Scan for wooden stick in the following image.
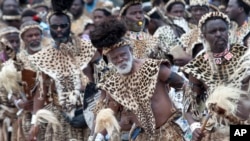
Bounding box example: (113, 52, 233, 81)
(201, 112, 212, 132)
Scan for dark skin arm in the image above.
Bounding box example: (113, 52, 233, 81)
(83, 63, 94, 82)
(158, 63, 185, 89)
(29, 72, 49, 141)
(9, 94, 33, 111)
(83, 51, 102, 83)
(185, 75, 205, 141)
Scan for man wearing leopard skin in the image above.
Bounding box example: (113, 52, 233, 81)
(205, 50, 250, 140)
(119, 0, 159, 59)
(182, 11, 248, 141)
(15, 20, 54, 141)
(27, 9, 97, 141)
(90, 17, 185, 141)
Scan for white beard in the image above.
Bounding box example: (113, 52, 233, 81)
(29, 45, 42, 52)
(114, 52, 133, 75)
(173, 17, 189, 33)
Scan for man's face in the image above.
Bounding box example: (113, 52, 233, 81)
(108, 45, 133, 75)
(203, 19, 229, 53)
(49, 15, 70, 43)
(190, 6, 209, 22)
(122, 4, 144, 32)
(168, 3, 185, 18)
(93, 10, 106, 26)
(5, 33, 20, 52)
(226, 0, 241, 21)
(22, 28, 42, 53)
(70, 0, 83, 17)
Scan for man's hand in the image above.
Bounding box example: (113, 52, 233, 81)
(17, 100, 33, 111)
(192, 128, 204, 141)
(29, 125, 39, 141)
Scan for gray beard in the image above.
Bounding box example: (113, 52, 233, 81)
(28, 45, 42, 53)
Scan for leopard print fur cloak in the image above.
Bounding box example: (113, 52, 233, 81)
(98, 59, 169, 135)
(29, 36, 96, 118)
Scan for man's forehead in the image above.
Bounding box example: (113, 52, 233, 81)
(205, 19, 227, 28)
(206, 18, 226, 24)
(6, 32, 19, 36)
(108, 46, 130, 56)
(50, 15, 68, 23)
(190, 5, 208, 10)
(5, 34, 18, 40)
(25, 28, 41, 33)
(126, 4, 143, 12)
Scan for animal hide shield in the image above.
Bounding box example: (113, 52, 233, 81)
(21, 69, 37, 99)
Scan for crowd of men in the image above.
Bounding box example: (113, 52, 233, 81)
(0, 0, 250, 141)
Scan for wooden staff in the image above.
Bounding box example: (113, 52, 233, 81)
(201, 112, 212, 132)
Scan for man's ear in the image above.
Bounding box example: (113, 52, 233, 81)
(239, 7, 244, 13)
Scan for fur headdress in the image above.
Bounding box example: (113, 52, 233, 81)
(120, 0, 142, 16)
(189, 0, 208, 6)
(2, 10, 21, 21)
(198, 11, 230, 34)
(165, 0, 186, 12)
(0, 26, 19, 39)
(19, 20, 42, 39)
(90, 17, 130, 55)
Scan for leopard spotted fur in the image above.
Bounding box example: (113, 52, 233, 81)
(98, 59, 165, 135)
(29, 35, 96, 118)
